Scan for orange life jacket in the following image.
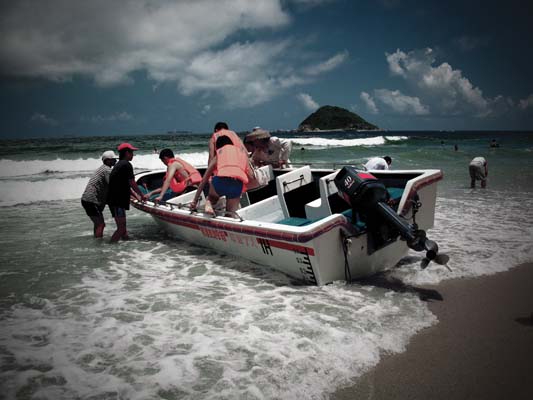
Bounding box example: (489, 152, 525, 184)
(216, 145, 249, 184)
(165, 157, 202, 193)
(210, 129, 247, 160)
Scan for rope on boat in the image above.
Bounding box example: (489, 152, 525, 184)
(341, 230, 354, 283)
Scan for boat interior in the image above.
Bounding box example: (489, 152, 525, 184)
(136, 166, 424, 231)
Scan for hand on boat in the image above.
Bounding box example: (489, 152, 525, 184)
(189, 199, 198, 211)
(154, 195, 163, 204)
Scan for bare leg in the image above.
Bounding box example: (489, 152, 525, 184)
(481, 180, 486, 189)
(226, 197, 241, 214)
(90, 216, 105, 238)
(205, 185, 219, 215)
(111, 216, 127, 242)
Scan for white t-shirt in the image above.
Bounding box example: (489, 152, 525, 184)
(364, 157, 389, 170)
(470, 157, 486, 167)
(252, 137, 292, 167)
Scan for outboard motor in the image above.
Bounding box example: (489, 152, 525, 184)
(334, 166, 446, 267)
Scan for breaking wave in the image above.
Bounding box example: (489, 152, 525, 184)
(287, 136, 407, 147)
(0, 152, 209, 179)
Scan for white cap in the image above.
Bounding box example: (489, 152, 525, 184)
(101, 150, 117, 161)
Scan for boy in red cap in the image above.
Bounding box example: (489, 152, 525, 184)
(107, 143, 147, 241)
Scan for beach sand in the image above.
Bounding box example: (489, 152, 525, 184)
(333, 263, 533, 400)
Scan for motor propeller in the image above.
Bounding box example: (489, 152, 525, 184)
(420, 238, 451, 270)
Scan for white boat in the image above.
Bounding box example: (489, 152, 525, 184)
(132, 165, 446, 285)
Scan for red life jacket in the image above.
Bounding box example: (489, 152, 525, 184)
(216, 145, 249, 184)
(165, 157, 202, 193)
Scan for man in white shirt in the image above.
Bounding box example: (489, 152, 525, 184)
(245, 129, 292, 169)
(364, 156, 392, 171)
(469, 156, 488, 188)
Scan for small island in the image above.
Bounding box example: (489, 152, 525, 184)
(298, 105, 379, 132)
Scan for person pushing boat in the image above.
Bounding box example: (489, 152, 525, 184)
(107, 143, 147, 242)
(81, 150, 117, 238)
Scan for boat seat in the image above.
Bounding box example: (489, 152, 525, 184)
(304, 171, 343, 220)
(275, 166, 317, 219)
(166, 189, 204, 207)
(277, 217, 314, 226)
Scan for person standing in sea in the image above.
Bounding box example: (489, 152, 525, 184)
(364, 156, 392, 170)
(81, 150, 117, 238)
(469, 156, 488, 188)
(107, 143, 147, 242)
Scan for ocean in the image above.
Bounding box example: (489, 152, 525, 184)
(1, 131, 533, 399)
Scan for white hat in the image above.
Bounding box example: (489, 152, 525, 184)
(252, 126, 261, 131)
(101, 150, 117, 161)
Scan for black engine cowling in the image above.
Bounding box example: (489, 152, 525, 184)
(334, 166, 439, 260)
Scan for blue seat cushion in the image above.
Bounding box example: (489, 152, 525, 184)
(277, 217, 313, 226)
(387, 187, 404, 200)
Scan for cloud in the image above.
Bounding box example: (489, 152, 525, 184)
(384, 48, 507, 117)
(360, 91, 379, 114)
(519, 94, 533, 110)
(304, 50, 349, 76)
(179, 40, 291, 107)
(0, 0, 345, 108)
(297, 93, 319, 111)
(289, 0, 335, 8)
(30, 113, 58, 126)
(82, 112, 133, 123)
(201, 104, 211, 115)
(373, 89, 429, 115)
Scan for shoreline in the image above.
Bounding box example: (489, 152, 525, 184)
(333, 263, 533, 400)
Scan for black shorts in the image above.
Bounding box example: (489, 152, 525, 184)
(109, 206, 127, 218)
(81, 200, 105, 217)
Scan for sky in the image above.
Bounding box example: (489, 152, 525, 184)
(1, 0, 533, 138)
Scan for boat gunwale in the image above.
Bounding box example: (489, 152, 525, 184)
(132, 168, 442, 243)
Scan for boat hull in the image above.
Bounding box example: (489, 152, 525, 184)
(133, 168, 442, 285)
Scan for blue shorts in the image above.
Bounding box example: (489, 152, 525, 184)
(109, 206, 127, 218)
(212, 176, 243, 199)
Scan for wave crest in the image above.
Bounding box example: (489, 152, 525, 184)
(287, 136, 407, 147)
(0, 152, 209, 178)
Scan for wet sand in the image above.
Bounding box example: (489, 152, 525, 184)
(333, 263, 533, 400)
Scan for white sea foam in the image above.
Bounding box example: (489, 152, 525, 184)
(133, 152, 208, 170)
(391, 190, 533, 285)
(0, 152, 208, 179)
(0, 177, 89, 206)
(287, 136, 407, 147)
(0, 242, 436, 400)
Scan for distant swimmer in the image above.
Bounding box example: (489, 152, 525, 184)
(490, 139, 500, 148)
(454, 144, 459, 151)
(245, 128, 292, 169)
(81, 150, 117, 238)
(364, 156, 392, 170)
(469, 156, 488, 188)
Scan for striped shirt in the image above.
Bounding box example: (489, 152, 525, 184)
(81, 164, 112, 205)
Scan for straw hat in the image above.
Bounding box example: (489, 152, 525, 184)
(245, 128, 271, 141)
